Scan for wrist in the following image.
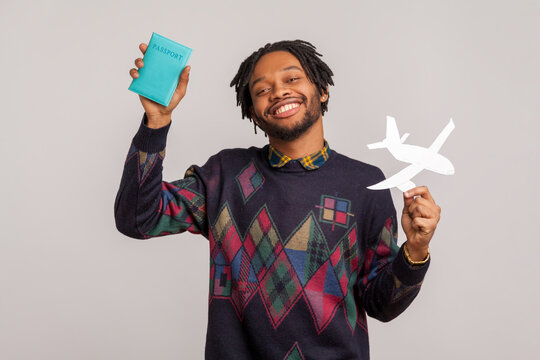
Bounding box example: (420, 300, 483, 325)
(403, 241, 430, 265)
(146, 113, 172, 129)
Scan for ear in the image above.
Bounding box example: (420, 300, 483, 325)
(320, 86, 329, 102)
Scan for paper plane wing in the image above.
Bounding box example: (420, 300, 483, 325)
(429, 119, 455, 153)
(367, 164, 424, 190)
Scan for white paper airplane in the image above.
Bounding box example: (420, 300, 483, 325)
(367, 116, 455, 192)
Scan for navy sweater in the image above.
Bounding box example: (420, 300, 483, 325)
(114, 113, 430, 360)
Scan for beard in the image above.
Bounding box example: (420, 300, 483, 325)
(253, 93, 322, 142)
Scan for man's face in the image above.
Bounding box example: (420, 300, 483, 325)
(248, 51, 326, 142)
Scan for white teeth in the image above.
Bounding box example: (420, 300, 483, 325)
(275, 103, 299, 115)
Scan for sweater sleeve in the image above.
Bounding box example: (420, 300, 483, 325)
(356, 173, 430, 323)
(114, 113, 208, 239)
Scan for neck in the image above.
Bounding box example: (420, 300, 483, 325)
(268, 117, 324, 159)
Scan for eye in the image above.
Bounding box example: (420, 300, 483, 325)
(288, 77, 299, 82)
(256, 88, 270, 95)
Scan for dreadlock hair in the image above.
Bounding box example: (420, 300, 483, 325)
(230, 40, 334, 134)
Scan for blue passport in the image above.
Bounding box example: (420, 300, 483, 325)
(128, 32, 192, 107)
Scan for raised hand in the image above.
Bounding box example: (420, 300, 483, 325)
(401, 186, 441, 261)
(129, 43, 191, 128)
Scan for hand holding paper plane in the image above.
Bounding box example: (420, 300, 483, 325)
(367, 116, 455, 192)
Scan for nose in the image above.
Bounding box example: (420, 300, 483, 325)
(443, 157, 455, 175)
(269, 82, 291, 101)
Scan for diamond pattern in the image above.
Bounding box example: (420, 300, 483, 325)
(330, 225, 360, 330)
(283, 341, 305, 360)
(330, 225, 359, 296)
(260, 250, 302, 328)
(235, 160, 265, 203)
(284, 214, 313, 286)
(361, 216, 399, 286)
(230, 249, 259, 316)
(303, 219, 329, 284)
(211, 204, 242, 263)
(304, 260, 342, 332)
(244, 207, 283, 280)
(208, 203, 363, 333)
(146, 181, 206, 236)
(137, 149, 165, 184)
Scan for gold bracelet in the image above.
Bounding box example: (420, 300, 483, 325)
(403, 241, 430, 266)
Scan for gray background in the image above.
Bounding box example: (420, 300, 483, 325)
(1, 0, 539, 359)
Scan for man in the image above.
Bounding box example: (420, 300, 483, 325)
(115, 40, 440, 360)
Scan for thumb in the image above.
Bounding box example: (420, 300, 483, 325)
(403, 192, 414, 210)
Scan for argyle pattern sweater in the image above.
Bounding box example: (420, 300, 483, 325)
(114, 113, 430, 360)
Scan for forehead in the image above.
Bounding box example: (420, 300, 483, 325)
(250, 51, 304, 83)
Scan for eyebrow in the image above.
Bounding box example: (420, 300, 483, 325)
(250, 66, 304, 90)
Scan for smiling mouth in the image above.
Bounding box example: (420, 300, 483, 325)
(272, 102, 302, 118)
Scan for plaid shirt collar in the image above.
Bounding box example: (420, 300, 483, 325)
(267, 140, 331, 170)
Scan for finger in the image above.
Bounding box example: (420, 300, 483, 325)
(181, 65, 191, 81)
(404, 186, 434, 202)
(139, 43, 147, 55)
(409, 195, 441, 221)
(418, 197, 441, 219)
(129, 68, 139, 79)
(412, 217, 437, 235)
(409, 196, 440, 218)
(408, 201, 437, 219)
(175, 65, 191, 95)
(134, 58, 144, 69)
(410, 197, 438, 214)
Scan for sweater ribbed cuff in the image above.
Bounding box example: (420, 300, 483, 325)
(132, 112, 172, 153)
(392, 245, 430, 286)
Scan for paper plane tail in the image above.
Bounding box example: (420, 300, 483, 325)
(385, 116, 401, 144)
(368, 116, 401, 150)
(367, 141, 386, 149)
